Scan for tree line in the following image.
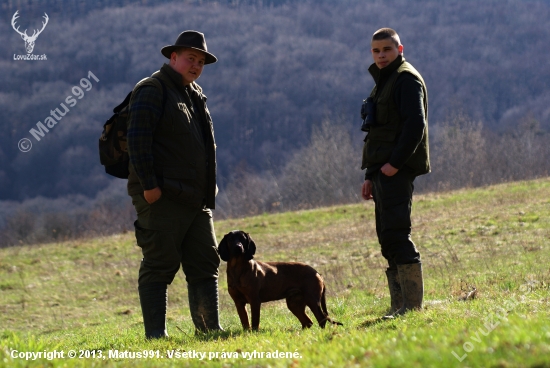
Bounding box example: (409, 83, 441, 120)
(2, 114, 549, 247)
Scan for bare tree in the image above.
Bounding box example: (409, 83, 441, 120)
(279, 119, 362, 210)
(419, 113, 488, 192)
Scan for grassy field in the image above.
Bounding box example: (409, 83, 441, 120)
(1, 178, 549, 367)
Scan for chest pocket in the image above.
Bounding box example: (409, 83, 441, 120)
(370, 80, 401, 143)
(374, 93, 391, 126)
(165, 100, 194, 135)
(369, 108, 400, 144)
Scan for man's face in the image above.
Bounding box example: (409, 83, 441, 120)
(170, 48, 206, 85)
(371, 38, 403, 69)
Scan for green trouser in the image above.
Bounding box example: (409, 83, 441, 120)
(371, 166, 421, 270)
(131, 194, 220, 285)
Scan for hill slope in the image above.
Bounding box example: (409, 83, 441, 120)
(0, 178, 549, 367)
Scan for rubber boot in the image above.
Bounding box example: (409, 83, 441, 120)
(383, 268, 403, 317)
(187, 278, 224, 332)
(383, 263, 423, 319)
(138, 283, 169, 338)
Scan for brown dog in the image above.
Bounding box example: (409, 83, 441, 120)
(218, 230, 342, 330)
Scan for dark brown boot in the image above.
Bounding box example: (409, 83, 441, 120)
(383, 268, 403, 317)
(138, 283, 169, 338)
(188, 278, 224, 332)
(383, 263, 423, 319)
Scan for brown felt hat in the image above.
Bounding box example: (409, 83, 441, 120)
(161, 30, 217, 64)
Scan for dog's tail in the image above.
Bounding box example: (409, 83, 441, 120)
(321, 285, 343, 326)
(321, 285, 329, 317)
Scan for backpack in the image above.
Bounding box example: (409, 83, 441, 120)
(99, 77, 167, 179)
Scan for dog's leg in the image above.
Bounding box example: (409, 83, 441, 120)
(230, 290, 251, 330)
(234, 301, 251, 330)
(250, 298, 262, 330)
(306, 283, 332, 328)
(286, 294, 314, 329)
(306, 300, 329, 328)
(310, 286, 343, 327)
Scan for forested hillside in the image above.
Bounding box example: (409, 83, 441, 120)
(1, 0, 549, 245)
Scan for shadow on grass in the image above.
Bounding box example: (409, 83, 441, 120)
(187, 328, 242, 342)
(358, 317, 386, 328)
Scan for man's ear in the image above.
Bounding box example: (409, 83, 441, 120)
(218, 234, 229, 262)
(398, 44, 404, 55)
(170, 51, 178, 66)
(245, 233, 256, 261)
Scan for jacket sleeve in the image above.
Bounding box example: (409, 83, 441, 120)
(388, 73, 426, 170)
(126, 84, 163, 190)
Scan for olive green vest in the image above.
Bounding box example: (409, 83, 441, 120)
(361, 59, 430, 176)
(127, 66, 217, 209)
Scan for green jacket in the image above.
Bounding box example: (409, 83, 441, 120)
(127, 64, 217, 209)
(361, 56, 430, 178)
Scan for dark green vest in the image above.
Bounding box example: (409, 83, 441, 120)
(361, 58, 430, 176)
(128, 66, 217, 209)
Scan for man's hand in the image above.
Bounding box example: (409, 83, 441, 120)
(144, 187, 162, 204)
(362, 180, 373, 200)
(381, 163, 399, 177)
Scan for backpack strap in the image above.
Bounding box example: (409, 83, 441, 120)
(151, 76, 168, 120)
(113, 91, 132, 114)
(115, 76, 167, 116)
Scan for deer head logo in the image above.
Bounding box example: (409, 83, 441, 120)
(11, 11, 49, 54)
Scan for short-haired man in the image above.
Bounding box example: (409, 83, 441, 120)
(360, 28, 430, 319)
(127, 31, 222, 338)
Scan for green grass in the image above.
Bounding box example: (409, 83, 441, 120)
(1, 178, 549, 367)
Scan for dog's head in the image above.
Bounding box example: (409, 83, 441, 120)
(218, 230, 256, 262)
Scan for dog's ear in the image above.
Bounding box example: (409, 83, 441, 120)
(245, 232, 256, 261)
(218, 233, 230, 262)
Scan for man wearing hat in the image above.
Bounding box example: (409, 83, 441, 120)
(126, 31, 222, 338)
